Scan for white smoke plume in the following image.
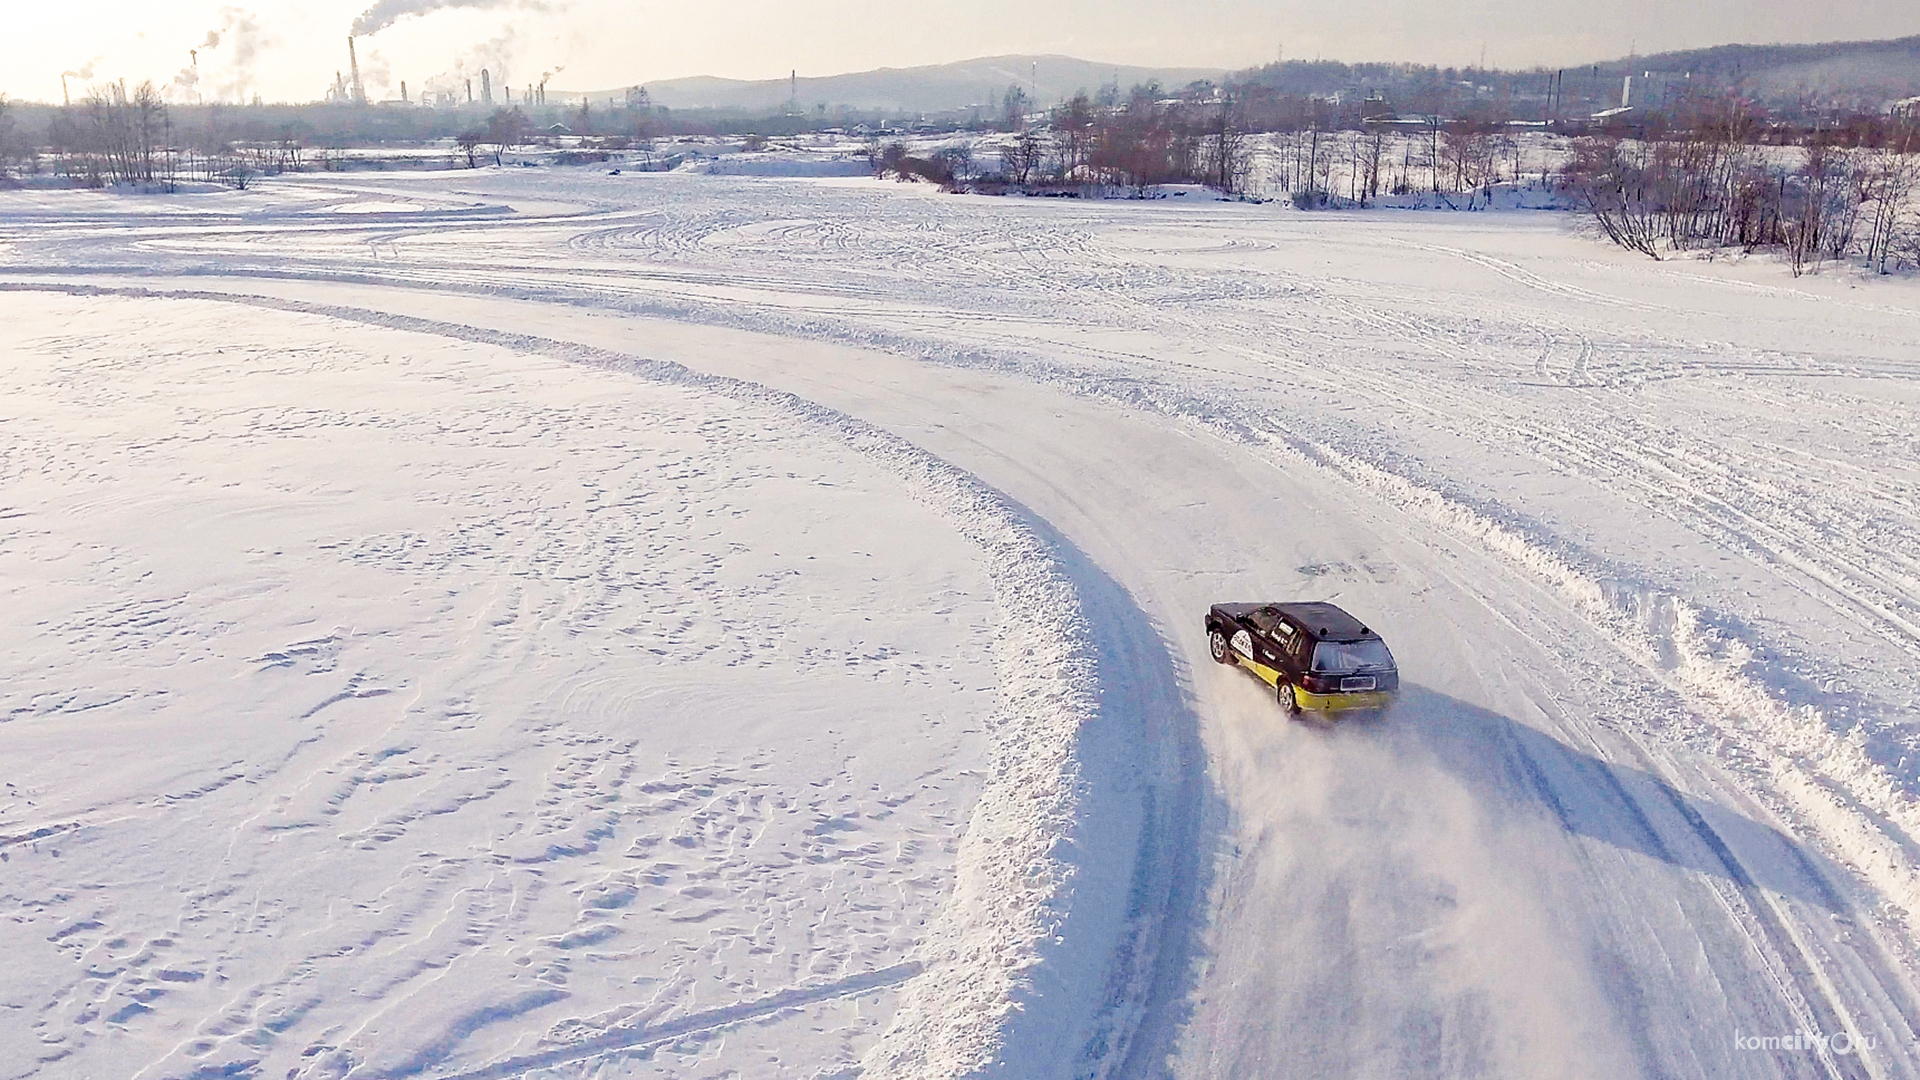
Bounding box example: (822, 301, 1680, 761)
(170, 8, 274, 103)
(351, 0, 545, 38)
(421, 26, 520, 102)
(359, 47, 394, 99)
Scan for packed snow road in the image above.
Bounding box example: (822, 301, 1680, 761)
(4, 168, 1919, 1080)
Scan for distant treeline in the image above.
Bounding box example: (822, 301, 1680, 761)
(0, 86, 916, 187)
(3, 69, 1918, 275)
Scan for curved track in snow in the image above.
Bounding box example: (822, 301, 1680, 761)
(6, 169, 1920, 1079)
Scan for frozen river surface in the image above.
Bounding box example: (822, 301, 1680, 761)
(3, 168, 1919, 1080)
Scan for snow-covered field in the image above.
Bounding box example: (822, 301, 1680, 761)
(3, 165, 1919, 1080)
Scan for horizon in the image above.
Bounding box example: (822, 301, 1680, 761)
(7, 0, 1919, 107)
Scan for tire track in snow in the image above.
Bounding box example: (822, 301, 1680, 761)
(25, 258, 1917, 949)
(418, 962, 925, 1080)
(0, 281, 1179, 1080)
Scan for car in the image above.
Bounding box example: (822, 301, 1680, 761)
(1205, 601, 1399, 718)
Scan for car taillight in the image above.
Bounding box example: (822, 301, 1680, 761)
(1302, 673, 1336, 694)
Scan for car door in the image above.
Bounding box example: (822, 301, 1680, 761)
(1239, 610, 1289, 676)
(1228, 616, 1256, 662)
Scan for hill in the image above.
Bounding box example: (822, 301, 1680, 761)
(1598, 34, 1920, 108)
(559, 54, 1227, 115)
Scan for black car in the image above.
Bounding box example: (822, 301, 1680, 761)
(1205, 601, 1398, 717)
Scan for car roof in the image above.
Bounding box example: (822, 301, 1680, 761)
(1215, 601, 1377, 641)
(1275, 602, 1375, 640)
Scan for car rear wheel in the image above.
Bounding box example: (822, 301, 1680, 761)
(1208, 629, 1234, 664)
(1277, 681, 1300, 717)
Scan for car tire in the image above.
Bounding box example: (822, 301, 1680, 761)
(1208, 629, 1235, 665)
(1277, 681, 1300, 717)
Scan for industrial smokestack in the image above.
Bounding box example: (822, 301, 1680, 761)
(401, 80, 408, 103)
(348, 36, 365, 104)
(481, 68, 492, 105)
(465, 78, 472, 104)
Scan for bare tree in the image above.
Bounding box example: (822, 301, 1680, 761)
(1003, 128, 1043, 185)
(485, 106, 527, 166)
(1001, 84, 1031, 133)
(1562, 137, 1664, 258)
(1199, 94, 1252, 194)
(73, 80, 168, 186)
(1048, 92, 1096, 183)
(1359, 124, 1386, 205)
(1785, 142, 1841, 276)
(1861, 149, 1918, 273)
(1441, 120, 1492, 195)
(934, 143, 974, 184)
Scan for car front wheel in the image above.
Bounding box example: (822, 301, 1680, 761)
(1208, 629, 1234, 665)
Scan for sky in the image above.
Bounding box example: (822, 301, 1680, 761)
(7, 0, 1919, 105)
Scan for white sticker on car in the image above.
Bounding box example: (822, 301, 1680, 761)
(1230, 629, 1254, 659)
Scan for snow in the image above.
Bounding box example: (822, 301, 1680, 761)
(4, 166, 1920, 1079)
(0, 294, 1100, 1078)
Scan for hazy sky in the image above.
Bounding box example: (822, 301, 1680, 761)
(8, 0, 1919, 105)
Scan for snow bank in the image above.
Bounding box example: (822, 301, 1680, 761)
(702, 155, 872, 178)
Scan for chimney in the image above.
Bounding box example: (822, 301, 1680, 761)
(1621, 74, 1632, 109)
(466, 78, 472, 104)
(348, 36, 365, 104)
(481, 68, 492, 105)
(401, 80, 408, 103)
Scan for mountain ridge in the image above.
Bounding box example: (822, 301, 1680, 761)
(559, 54, 1227, 114)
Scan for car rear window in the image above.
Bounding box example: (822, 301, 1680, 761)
(1311, 639, 1394, 672)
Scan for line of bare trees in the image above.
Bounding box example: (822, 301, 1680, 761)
(27, 82, 312, 190)
(1266, 119, 1537, 209)
(878, 82, 1253, 196)
(1562, 100, 1920, 274)
(456, 107, 530, 167)
(59, 81, 170, 187)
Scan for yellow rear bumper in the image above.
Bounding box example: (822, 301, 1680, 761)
(1295, 688, 1395, 713)
(1232, 656, 1393, 713)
